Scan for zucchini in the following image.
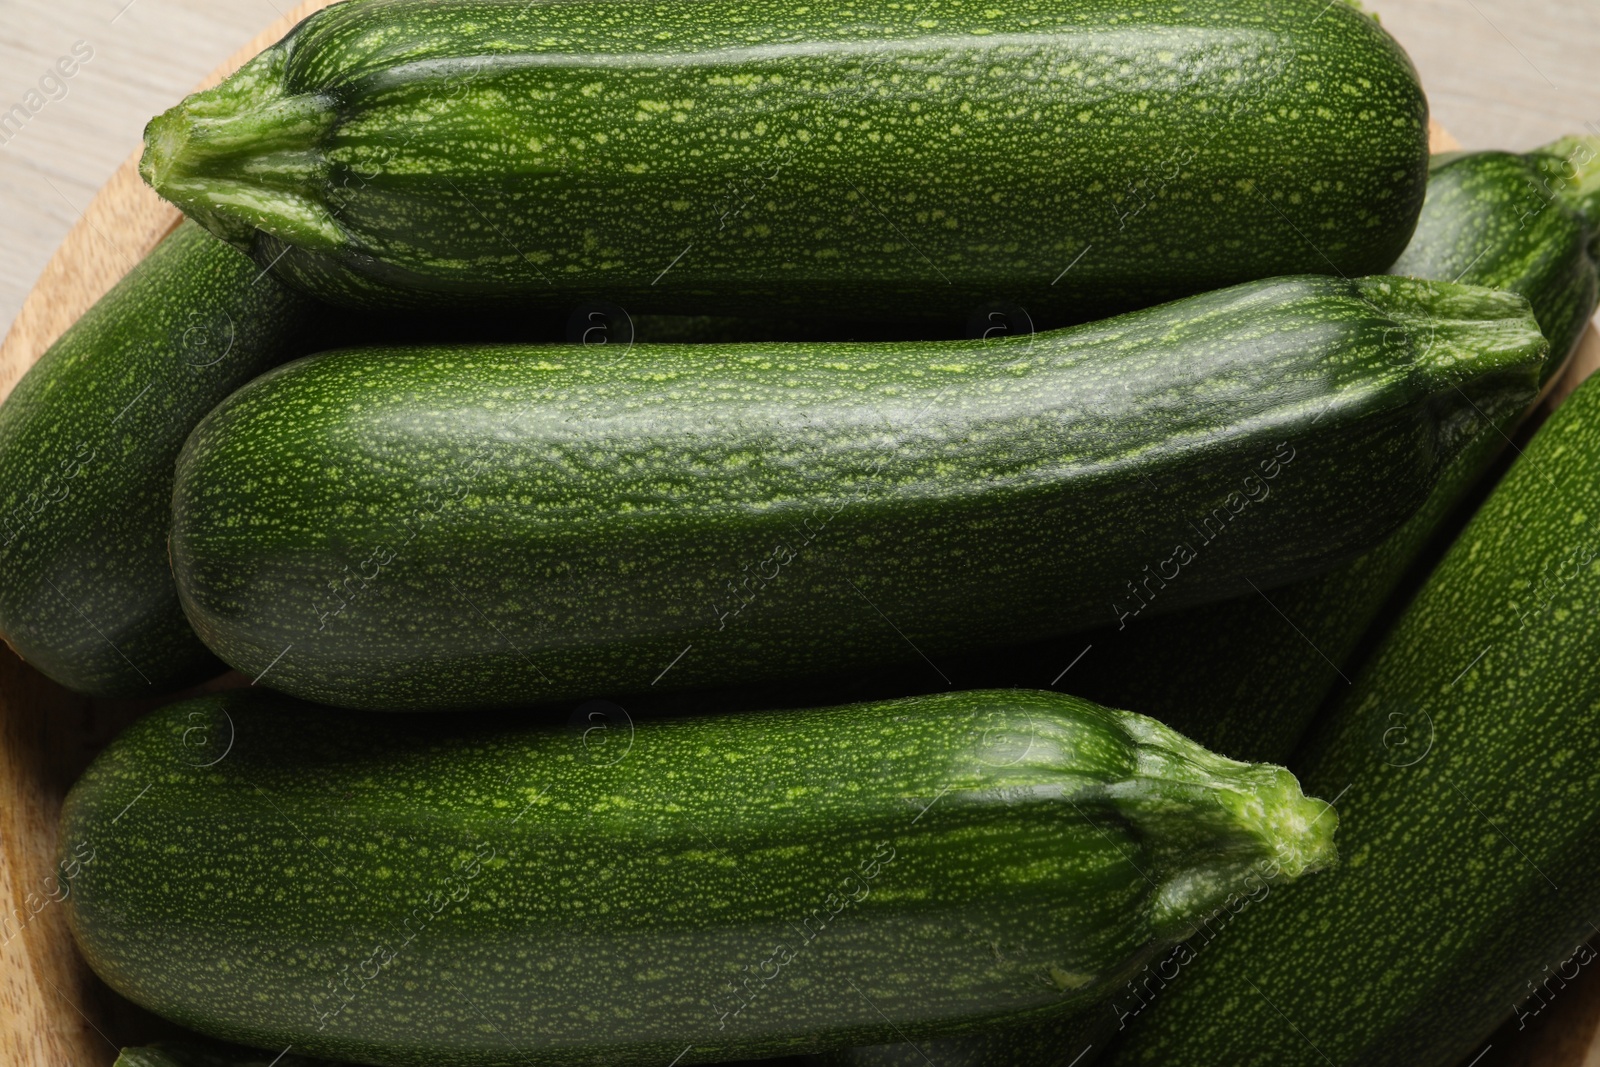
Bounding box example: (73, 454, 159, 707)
(812, 1008, 1114, 1067)
(1056, 134, 1600, 764)
(115, 1045, 331, 1067)
(820, 134, 1600, 1067)
(66, 688, 1335, 1066)
(141, 0, 1428, 323)
(0, 220, 318, 697)
(115, 1040, 810, 1067)
(1101, 369, 1600, 1064)
(1393, 136, 1600, 373)
(168, 275, 1545, 712)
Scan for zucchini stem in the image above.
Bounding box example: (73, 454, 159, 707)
(140, 48, 339, 253)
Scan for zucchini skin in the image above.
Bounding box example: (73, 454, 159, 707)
(112, 1043, 807, 1067)
(169, 275, 1544, 712)
(141, 0, 1428, 323)
(811, 1004, 1114, 1067)
(64, 688, 1335, 1066)
(116, 1046, 335, 1067)
(0, 221, 318, 697)
(807, 139, 1600, 1067)
(1059, 135, 1600, 766)
(1392, 137, 1600, 377)
(1101, 362, 1600, 1065)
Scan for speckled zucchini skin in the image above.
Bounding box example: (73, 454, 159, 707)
(140, 0, 1428, 323)
(115, 1041, 808, 1067)
(63, 688, 1334, 1066)
(810, 1002, 1114, 1067)
(1392, 137, 1600, 376)
(116, 1045, 335, 1067)
(169, 275, 1544, 712)
(784, 138, 1600, 1067)
(1056, 135, 1600, 767)
(0, 221, 318, 697)
(1102, 362, 1600, 1065)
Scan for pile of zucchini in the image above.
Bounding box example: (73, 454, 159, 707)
(4, 0, 1597, 1064)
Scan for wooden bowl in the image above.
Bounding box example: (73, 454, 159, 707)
(1, 6, 1596, 1064)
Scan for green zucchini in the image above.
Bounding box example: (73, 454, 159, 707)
(115, 1044, 331, 1067)
(66, 688, 1335, 1065)
(140, 0, 1428, 323)
(811, 1006, 1115, 1067)
(0, 220, 318, 697)
(1048, 134, 1600, 765)
(817, 134, 1600, 1067)
(1393, 136, 1600, 374)
(1101, 367, 1600, 1064)
(169, 275, 1544, 712)
(114, 1043, 812, 1067)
